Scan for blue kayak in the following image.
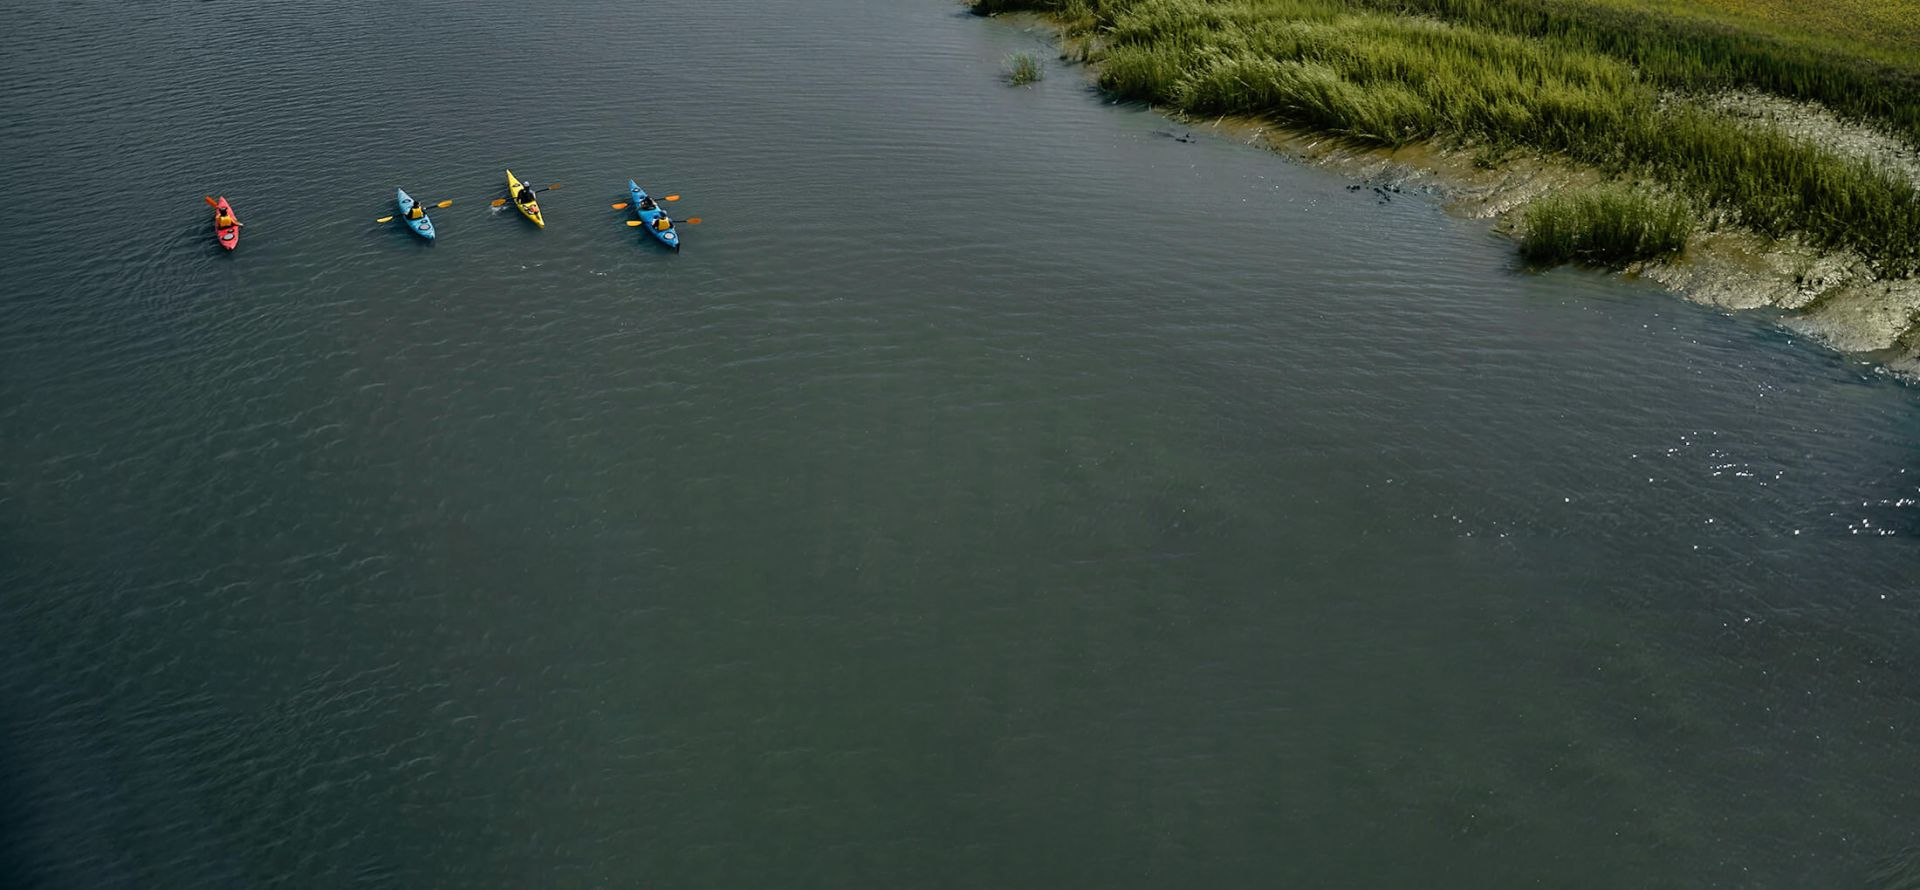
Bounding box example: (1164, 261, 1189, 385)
(627, 180, 680, 251)
(395, 188, 435, 240)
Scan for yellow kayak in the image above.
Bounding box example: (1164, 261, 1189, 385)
(506, 168, 544, 228)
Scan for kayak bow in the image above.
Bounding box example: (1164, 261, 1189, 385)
(396, 188, 436, 240)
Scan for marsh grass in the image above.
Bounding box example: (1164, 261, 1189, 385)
(1006, 51, 1044, 84)
(969, 0, 1920, 275)
(1361, 0, 1920, 143)
(1522, 185, 1694, 267)
(1652, 0, 1920, 61)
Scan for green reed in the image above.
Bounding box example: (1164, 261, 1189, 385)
(1521, 184, 1694, 267)
(1007, 51, 1045, 84)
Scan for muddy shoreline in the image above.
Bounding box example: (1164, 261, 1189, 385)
(995, 13, 1920, 379)
(1234, 123, 1920, 379)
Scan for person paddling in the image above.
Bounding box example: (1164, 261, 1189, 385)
(214, 206, 242, 228)
(653, 214, 672, 232)
(517, 183, 538, 206)
(407, 199, 426, 221)
(637, 196, 657, 212)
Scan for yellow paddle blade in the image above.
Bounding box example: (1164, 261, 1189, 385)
(611, 202, 629, 210)
(435, 200, 453, 208)
(375, 216, 395, 224)
(490, 198, 508, 207)
(626, 220, 645, 227)
(544, 183, 562, 192)
(663, 195, 680, 201)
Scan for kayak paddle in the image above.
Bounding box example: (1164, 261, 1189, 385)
(491, 182, 563, 207)
(376, 199, 453, 223)
(627, 217, 701, 226)
(610, 195, 679, 209)
(491, 184, 560, 207)
(206, 195, 243, 225)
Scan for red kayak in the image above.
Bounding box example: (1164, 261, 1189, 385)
(211, 196, 240, 251)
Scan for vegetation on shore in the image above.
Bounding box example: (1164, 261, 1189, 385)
(1565, 0, 1920, 69)
(1006, 51, 1044, 84)
(1521, 185, 1694, 268)
(971, 0, 1920, 276)
(1342, 0, 1920, 143)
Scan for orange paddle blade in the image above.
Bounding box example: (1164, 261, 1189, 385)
(204, 195, 220, 208)
(611, 202, 629, 209)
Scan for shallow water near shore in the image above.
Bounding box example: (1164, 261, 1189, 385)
(3, 1, 1919, 887)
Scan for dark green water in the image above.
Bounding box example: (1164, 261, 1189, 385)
(4, 1, 1918, 886)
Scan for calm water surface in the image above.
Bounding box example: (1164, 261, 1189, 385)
(3, 1, 1918, 887)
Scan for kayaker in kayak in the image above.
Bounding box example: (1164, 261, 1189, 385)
(637, 196, 658, 212)
(406, 201, 426, 221)
(516, 183, 538, 205)
(654, 215, 672, 232)
(214, 207, 242, 228)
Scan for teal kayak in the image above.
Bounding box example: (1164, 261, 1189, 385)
(396, 188, 436, 240)
(627, 180, 679, 251)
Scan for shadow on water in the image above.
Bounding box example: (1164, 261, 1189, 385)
(0, 626, 135, 889)
(1873, 847, 1920, 890)
(0, 708, 46, 890)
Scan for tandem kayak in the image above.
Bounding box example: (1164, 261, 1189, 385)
(213, 196, 240, 251)
(506, 169, 544, 228)
(395, 188, 436, 240)
(627, 180, 679, 251)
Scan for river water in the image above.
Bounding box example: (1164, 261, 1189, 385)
(3, 1, 1917, 886)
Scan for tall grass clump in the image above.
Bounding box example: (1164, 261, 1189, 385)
(1351, 0, 1920, 145)
(1521, 185, 1693, 268)
(964, 0, 1920, 276)
(1006, 51, 1044, 84)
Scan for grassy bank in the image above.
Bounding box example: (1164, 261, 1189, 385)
(972, 0, 1920, 276)
(1573, 0, 1920, 67)
(1350, 0, 1920, 142)
(1521, 185, 1693, 267)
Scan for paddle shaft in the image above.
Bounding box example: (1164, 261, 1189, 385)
(378, 199, 452, 223)
(207, 194, 242, 225)
(493, 183, 560, 207)
(611, 195, 679, 209)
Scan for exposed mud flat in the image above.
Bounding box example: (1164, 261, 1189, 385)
(1692, 90, 1920, 189)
